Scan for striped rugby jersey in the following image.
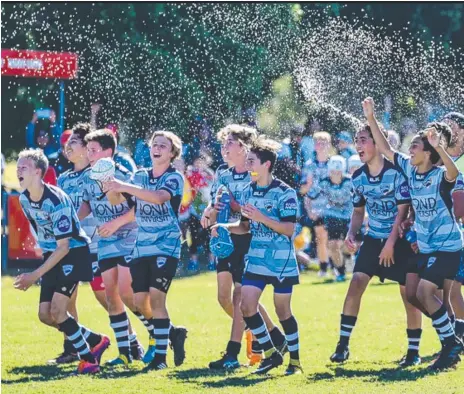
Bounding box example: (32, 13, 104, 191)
(309, 175, 352, 220)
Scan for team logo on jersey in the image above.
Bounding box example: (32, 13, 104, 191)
(62, 265, 73, 276)
(427, 256, 437, 268)
(400, 181, 410, 198)
(31, 201, 40, 209)
(124, 255, 133, 263)
(253, 190, 265, 197)
(380, 184, 393, 195)
(424, 178, 433, 188)
(92, 261, 99, 274)
(369, 176, 380, 183)
(149, 178, 158, 185)
(165, 178, 179, 191)
(157, 257, 167, 268)
(69, 171, 80, 178)
(57, 215, 71, 233)
(233, 173, 247, 180)
(265, 202, 273, 212)
(356, 185, 364, 195)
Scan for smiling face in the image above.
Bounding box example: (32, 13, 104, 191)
(246, 151, 269, 182)
(66, 133, 87, 164)
(222, 135, 245, 164)
(150, 135, 174, 167)
(409, 135, 429, 166)
(444, 118, 463, 150)
(87, 141, 112, 166)
(354, 130, 377, 164)
(17, 158, 41, 189)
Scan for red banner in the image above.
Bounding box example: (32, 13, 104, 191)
(7, 195, 42, 261)
(1, 49, 78, 79)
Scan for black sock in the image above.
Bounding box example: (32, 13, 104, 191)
(328, 258, 334, 270)
(269, 326, 285, 347)
(64, 338, 75, 354)
(337, 265, 346, 276)
(80, 325, 102, 348)
(320, 262, 328, 272)
(226, 341, 241, 358)
(244, 313, 275, 358)
(153, 318, 170, 363)
(109, 312, 130, 357)
(450, 314, 456, 328)
(339, 314, 357, 347)
(455, 319, 464, 337)
(406, 328, 422, 356)
(431, 305, 456, 347)
(168, 323, 176, 342)
(280, 316, 300, 362)
(252, 340, 261, 354)
(58, 317, 95, 363)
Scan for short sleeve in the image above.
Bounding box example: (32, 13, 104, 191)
(57, 174, 64, 189)
(395, 173, 411, 205)
(19, 195, 33, 222)
(351, 177, 366, 207)
(160, 173, 184, 198)
(278, 189, 298, 223)
(50, 201, 74, 240)
(82, 172, 90, 203)
(393, 152, 412, 178)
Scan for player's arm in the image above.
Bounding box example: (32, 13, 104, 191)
(78, 200, 92, 221)
(14, 237, 70, 291)
(427, 127, 459, 182)
(211, 218, 250, 235)
(105, 179, 171, 205)
(362, 97, 396, 162)
(98, 207, 136, 238)
(346, 206, 365, 251)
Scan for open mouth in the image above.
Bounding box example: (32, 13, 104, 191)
(357, 150, 365, 159)
(152, 154, 161, 159)
(18, 176, 24, 182)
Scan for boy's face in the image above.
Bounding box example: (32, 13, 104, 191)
(37, 131, 50, 148)
(409, 135, 428, 166)
(17, 158, 41, 189)
(355, 130, 376, 163)
(246, 151, 268, 182)
(66, 134, 87, 164)
(222, 135, 244, 164)
(315, 138, 330, 154)
(87, 141, 112, 166)
(151, 135, 174, 166)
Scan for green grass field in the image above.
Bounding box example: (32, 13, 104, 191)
(2, 272, 463, 393)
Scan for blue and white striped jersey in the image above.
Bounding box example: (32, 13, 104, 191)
(82, 163, 138, 261)
(58, 166, 99, 254)
(213, 167, 251, 223)
(351, 160, 410, 239)
(131, 166, 184, 259)
(309, 176, 352, 220)
(209, 163, 230, 201)
(241, 179, 299, 278)
(20, 184, 90, 252)
(301, 157, 329, 185)
(394, 152, 463, 253)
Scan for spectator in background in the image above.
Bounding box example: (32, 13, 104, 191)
(184, 117, 222, 169)
(106, 126, 137, 173)
(26, 109, 60, 156)
(49, 129, 73, 176)
(134, 130, 152, 169)
(336, 131, 356, 159)
(387, 130, 401, 150)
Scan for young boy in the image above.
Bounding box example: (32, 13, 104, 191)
(208, 125, 287, 370)
(214, 136, 302, 375)
(104, 130, 188, 371)
(365, 97, 464, 370)
(14, 149, 108, 374)
(330, 120, 422, 368)
(309, 155, 352, 282)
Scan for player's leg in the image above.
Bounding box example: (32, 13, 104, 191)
(328, 239, 346, 281)
(117, 264, 147, 361)
(130, 258, 156, 364)
(51, 288, 100, 374)
(399, 285, 423, 367)
(241, 276, 282, 374)
(315, 223, 329, 277)
(416, 252, 462, 370)
(100, 261, 132, 366)
(257, 303, 287, 356)
(274, 284, 302, 375)
(449, 280, 464, 341)
(216, 270, 234, 318)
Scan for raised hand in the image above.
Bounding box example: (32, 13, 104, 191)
(362, 97, 375, 119)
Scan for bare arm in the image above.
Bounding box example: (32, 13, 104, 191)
(387, 204, 409, 246)
(78, 201, 91, 221)
(106, 181, 171, 205)
(347, 206, 365, 239)
(98, 207, 135, 238)
(242, 204, 295, 237)
(437, 145, 459, 182)
(363, 97, 395, 162)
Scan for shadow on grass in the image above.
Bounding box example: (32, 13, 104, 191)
(2, 364, 148, 384)
(167, 367, 275, 388)
(308, 364, 438, 383)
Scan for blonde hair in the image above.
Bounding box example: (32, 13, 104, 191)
(313, 131, 332, 143)
(149, 130, 182, 161)
(217, 124, 258, 147)
(18, 148, 49, 179)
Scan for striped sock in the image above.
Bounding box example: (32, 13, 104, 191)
(132, 311, 154, 338)
(80, 325, 102, 348)
(110, 312, 130, 357)
(339, 314, 357, 347)
(153, 318, 171, 362)
(280, 316, 300, 363)
(243, 313, 275, 358)
(431, 306, 457, 347)
(406, 328, 422, 356)
(58, 317, 95, 363)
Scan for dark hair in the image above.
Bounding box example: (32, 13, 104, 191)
(250, 136, 281, 172)
(356, 123, 388, 142)
(72, 122, 93, 145)
(84, 129, 117, 156)
(415, 122, 452, 165)
(443, 112, 464, 129)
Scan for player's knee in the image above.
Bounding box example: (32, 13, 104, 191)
(348, 274, 367, 295)
(218, 292, 232, 309)
(416, 283, 428, 305)
(50, 300, 67, 322)
(240, 299, 256, 317)
(38, 309, 54, 326)
(274, 305, 291, 321)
